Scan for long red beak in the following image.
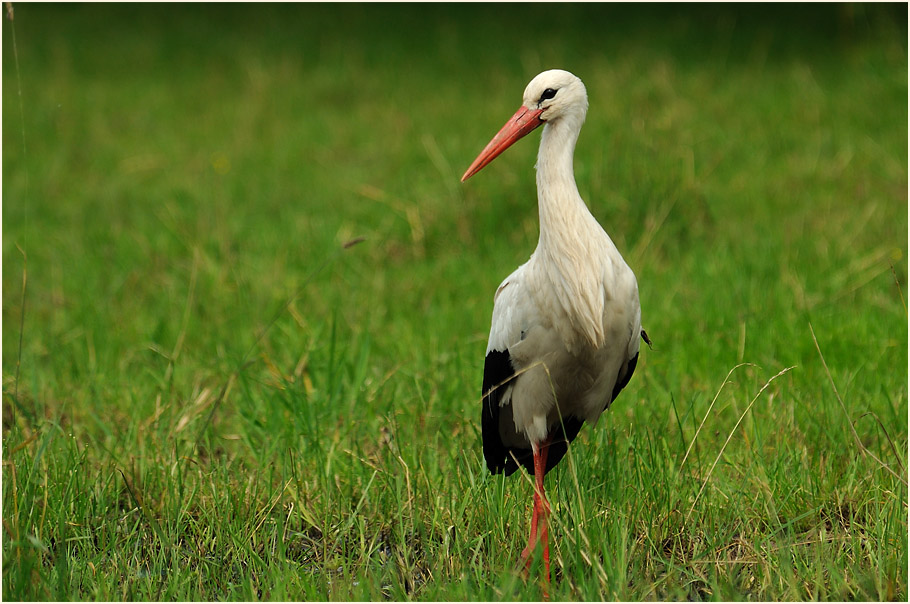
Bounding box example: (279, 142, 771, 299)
(461, 105, 544, 182)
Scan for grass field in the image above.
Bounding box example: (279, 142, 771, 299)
(2, 3, 907, 601)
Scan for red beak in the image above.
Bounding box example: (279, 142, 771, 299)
(461, 105, 544, 182)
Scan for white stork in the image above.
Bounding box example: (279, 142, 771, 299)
(462, 69, 645, 583)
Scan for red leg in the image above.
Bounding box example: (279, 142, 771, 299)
(520, 485, 542, 566)
(519, 438, 551, 587)
(534, 441, 551, 583)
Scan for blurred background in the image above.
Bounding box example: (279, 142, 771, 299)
(3, 2, 906, 377)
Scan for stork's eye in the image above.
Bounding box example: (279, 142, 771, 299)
(538, 88, 558, 104)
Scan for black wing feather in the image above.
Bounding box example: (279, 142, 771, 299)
(481, 349, 516, 475)
(610, 352, 639, 405)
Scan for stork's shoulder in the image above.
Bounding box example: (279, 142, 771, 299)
(485, 262, 546, 355)
(491, 259, 531, 303)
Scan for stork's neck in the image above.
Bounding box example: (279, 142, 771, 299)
(532, 114, 614, 349)
(535, 115, 598, 251)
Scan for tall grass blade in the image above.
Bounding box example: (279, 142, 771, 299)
(686, 365, 795, 523)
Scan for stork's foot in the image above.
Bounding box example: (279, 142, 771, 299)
(518, 542, 538, 572)
(519, 535, 550, 575)
(519, 542, 551, 600)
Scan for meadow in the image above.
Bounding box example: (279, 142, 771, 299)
(2, 3, 907, 600)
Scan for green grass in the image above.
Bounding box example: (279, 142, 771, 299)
(3, 3, 907, 600)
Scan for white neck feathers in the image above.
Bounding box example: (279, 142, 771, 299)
(532, 114, 611, 349)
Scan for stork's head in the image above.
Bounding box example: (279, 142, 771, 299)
(522, 69, 588, 124)
(462, 69, 588, 182)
